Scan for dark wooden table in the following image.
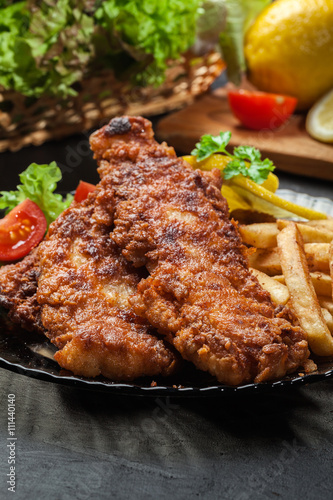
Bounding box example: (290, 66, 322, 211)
(1, 127, 333, 500)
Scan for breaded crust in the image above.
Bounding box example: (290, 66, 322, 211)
(0, 249, 44, 334)
(90, 116, 310, 385)
(37, 184, 178, 380)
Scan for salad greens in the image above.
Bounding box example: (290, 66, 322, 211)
(95, 0, 202, 87)
(0, 162, 73, 226)
(0, 1, 271, 99)
(0, 1, 97, 98)
(0, 0, 201, 98)
(191, 132, 275, 184)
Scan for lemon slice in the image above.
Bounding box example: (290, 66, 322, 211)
(306, 88, 333, 143)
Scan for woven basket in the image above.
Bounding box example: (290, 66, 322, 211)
(0, 51, 224, 152)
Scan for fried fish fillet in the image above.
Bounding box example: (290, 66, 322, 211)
(36, 187, 178, 380)
(0, 249, 44, 334)
(90, 116, 310, 385)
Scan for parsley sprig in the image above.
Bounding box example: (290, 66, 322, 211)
(191, 132, 275, 184)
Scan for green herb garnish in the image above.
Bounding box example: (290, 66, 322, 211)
(191, 132, 275, 184)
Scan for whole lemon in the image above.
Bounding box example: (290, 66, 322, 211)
(244, 0, 333, 110)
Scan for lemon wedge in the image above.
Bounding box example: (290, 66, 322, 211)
(306, 88, 333, 143)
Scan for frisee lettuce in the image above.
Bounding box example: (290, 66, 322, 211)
(95, 0, 201, 87)
(0, 1, 95, 98)
(0, 162, 73, 226)
(0, 1, 271, 98)
(0, 0, 201, 98)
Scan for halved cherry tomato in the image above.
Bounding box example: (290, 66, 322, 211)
(228, 90, 298, 130)
(0, 199, 47, 262)
(74, 181, 96, 203)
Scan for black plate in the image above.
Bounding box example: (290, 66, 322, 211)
(1, 189, 333, 397)
(1, 327, 333, 397)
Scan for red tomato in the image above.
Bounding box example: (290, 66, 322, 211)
(74, 181, 96, 203)
(0, 199, 47, 262)
(227, 90, 298, 130)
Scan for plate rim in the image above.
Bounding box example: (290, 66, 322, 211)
(1, 354, 333, 397)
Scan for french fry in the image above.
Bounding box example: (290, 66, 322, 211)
(305, 218, 333, 231)
(273, 272, 332, 297)
(248, 248, 281, 275)
(322, 308, 333, 333)
(304, 243, 330, 273)
(277, 222, 333, 356)
(318, 297, 333, 315)
(328, 241, 333, 297)
(309, 272, 332, 297)
(277, 220, 333, 243)
(272, 275, 285, 284)
(239, 223, 279, 248)
(246, 242, 329, 276)
(250, 268, 289, 305)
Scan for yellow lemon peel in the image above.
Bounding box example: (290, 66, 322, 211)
(244, 0, 333, 110)
(306, 88, 333, 143)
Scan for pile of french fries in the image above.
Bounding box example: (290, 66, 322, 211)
(239, 218, 333, 357)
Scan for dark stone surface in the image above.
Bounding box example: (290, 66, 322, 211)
(1, 370, 333, 499)
(1, 123, 333, 499)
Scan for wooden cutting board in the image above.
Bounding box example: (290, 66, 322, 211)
(156, 88, 333, 181)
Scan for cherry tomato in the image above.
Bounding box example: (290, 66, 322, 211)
(74, 181, 96, 203)
(227, 90, 298, 130)
(0, 199, 47, 262)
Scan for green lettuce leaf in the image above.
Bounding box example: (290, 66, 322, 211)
(0, 162, 73, 226)
(94, 0, 201, 86)
(0, 1, 95, 98)
(0, 0, 202, 98)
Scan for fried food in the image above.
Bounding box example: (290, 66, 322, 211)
(247, 248, 282, 275)
(241, 221, 333, 250)
(90, 116, 310, 386)
(36, 186, 178, 380)
(277, 222, 333, 356)
(248, 243, 330, 275)
(277, 220, 333, 243)
(249, 268, 290, 306)
(328, 240, 333, 290)
(0, 249, 44, 333)
(275, 271, 332, 297)
(239, 223, 279, 248)
(305, 243, 330, 273)
(319, 297, 333, 315)
(306, 219, 333, 231)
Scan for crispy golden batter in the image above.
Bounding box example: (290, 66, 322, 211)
(90, 116, 310, 385)
(0, 249, 44, 333)
(37, 186, 178, 380)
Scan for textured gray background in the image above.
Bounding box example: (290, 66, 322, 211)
(1, 370, 333, 500)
